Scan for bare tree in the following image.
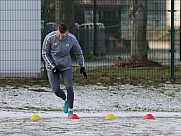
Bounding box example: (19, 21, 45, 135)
(129, 0, 148, 61)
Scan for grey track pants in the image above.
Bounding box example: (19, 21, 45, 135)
(47, 68, 74, 109)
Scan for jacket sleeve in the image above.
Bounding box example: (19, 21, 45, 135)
(42, 35, 55, 70)
(73, 41, 85, 67)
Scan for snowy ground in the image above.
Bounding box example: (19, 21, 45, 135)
(0, 84, 181, 135)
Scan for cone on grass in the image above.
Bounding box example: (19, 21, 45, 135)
(144, 114, 155, 119)
(105, 113, 116, 120)
(29, 114, 41, 121)
(69, 114, 80, 119)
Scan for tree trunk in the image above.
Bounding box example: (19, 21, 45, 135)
(129, 0, 148, 61)
(55, 0, 75, 33)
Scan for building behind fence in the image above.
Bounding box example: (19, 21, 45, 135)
(0, 0, 180, 79)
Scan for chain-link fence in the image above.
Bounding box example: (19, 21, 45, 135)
(0, 0, 181, 80)
(41, 0, 181, 80)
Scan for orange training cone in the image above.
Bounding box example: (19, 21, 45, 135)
(69, 114, 80, 119)
(144, 114, 155, 119)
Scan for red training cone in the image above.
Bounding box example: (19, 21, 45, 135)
(69, 114, 80, 119)
(144, 114, 155, 119)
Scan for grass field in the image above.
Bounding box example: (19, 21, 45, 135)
(1, 65, 181, 88)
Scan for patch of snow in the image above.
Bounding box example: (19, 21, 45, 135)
(0, 84, 181, 135)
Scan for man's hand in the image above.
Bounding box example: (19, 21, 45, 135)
(52, 66, 60, 73)
(80, 67, 85, 74)
(80, 67, 87, 79)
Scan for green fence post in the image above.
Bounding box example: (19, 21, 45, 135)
(93, 0, 97, 56)
(170, 0, 175, 80)
(43, 0, 48, 80)
(180, 0, 181, 61)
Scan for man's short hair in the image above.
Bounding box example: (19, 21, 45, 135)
(58, 24, 68, 33)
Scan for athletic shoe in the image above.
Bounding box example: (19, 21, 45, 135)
(68, 110, 73, 118)
(64, 101, 68, 113)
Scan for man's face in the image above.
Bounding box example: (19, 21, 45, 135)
(57, 30, 67, 39)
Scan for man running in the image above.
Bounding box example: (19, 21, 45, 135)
(42, 23, 87, 118)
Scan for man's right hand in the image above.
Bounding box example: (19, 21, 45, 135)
(52, 66, 60, 73)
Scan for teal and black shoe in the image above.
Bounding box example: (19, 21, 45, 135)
(68, 110, 73, 118)
(63, 101, 68, 113)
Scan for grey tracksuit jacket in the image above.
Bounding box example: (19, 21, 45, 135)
(42, 31, 84, 71)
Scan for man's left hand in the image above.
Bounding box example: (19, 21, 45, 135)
(80, 67, 87, 79)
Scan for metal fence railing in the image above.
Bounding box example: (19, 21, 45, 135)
(41, 0, 180, 80)
(0, 0, 181, 80)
